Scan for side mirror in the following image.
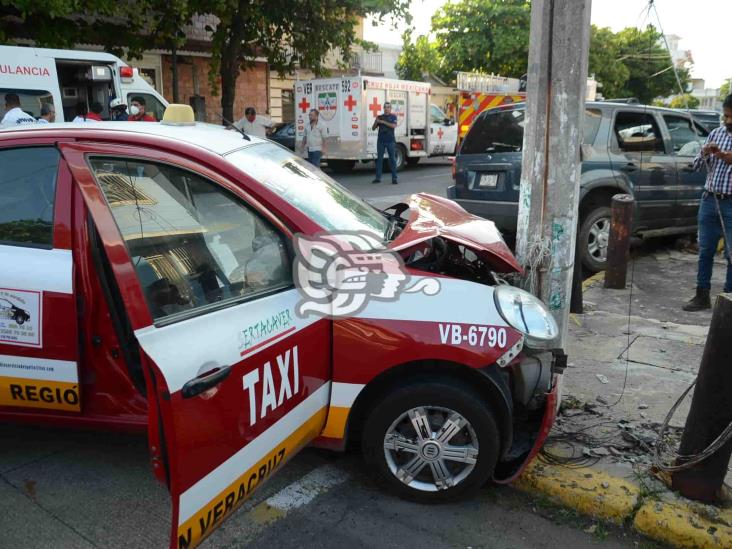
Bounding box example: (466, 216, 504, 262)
(444, 118, 454, 126)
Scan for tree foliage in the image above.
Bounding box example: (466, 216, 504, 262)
(394, 1, 687, 103)
(395, 30, 438, 81)
(1, 0, 199, 60)
(192, 0, 410, 120)
(429, 0, 530, 82)
(1, 0, 410, 120)
(604, 26, 688, 103)
(719, 81, 730, 102)
(654, 93, 700, 109)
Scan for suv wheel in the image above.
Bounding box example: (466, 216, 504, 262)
(579, 206, 611, 272)
(362, 379, 500, 502)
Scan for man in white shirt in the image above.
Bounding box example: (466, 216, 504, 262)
(37, 103, 55, 124)
(234, 107, 271, 138)
(301, 108, 328, 167)
(1, 93, 37, 126)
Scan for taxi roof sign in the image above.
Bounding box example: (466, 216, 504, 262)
(162, 104, 196, 126)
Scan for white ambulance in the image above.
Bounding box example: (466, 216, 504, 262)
(294, 76, 457, 172)
(0, 45, 168, 122)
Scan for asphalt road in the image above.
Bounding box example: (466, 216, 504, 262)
(0, 162, 663, 548)
(0, 423, 654, 549)
(325, 157, 454, 209)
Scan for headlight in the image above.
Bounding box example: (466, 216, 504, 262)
(493, 285, 559, 348)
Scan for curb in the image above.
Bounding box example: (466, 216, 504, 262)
(514, 461, 732, 547)
(581, 270, 605, 291)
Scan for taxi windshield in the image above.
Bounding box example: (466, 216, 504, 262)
(226, 143, 389, 236)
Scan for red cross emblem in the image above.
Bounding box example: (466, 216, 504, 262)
(368, 96, 382, 118)
(344, 95, 357, 112)
(298, 97, 311, 113)
(437, 128, 444, 140)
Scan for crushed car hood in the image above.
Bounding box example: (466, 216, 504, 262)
(388, 193, 523, 274)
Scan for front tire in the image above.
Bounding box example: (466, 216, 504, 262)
(362, 379, 500, 502)
(387, 145, 407, 172)
(579, 206, 611, 273)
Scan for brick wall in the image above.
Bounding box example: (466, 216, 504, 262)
(161, 55, 269, 124)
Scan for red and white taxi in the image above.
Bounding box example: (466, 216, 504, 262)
(0, 106, 564, 548)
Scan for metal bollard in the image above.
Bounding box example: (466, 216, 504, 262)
(604, 194, 634, 289)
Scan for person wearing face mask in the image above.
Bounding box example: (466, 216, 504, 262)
(128, 96, 156, 122)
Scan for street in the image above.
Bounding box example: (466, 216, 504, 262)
(325, 157, 454, 210)
(0, 423, 653, 548)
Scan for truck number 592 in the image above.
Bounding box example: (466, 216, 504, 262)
(438, 323, 507, 349)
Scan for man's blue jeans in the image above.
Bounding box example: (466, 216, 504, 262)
(696, 193, 732, 292)
(307, 150, 322, 167)
(375, 139, 397, 182)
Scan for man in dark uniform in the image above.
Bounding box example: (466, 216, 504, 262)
(372, 102, 398, 185)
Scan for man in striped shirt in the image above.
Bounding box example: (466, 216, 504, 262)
(683, 94, 732, 311)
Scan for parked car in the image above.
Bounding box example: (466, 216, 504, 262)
(688, 110, 722, 132)
(269, 121, 296, 151)
(448, 102, 709, 272)
(0, 107, 563, 548)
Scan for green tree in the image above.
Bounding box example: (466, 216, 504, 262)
(667, 94, 700, 109)
(0, 1, 151, 57)
(590, 24, 689, 103)
(588, 26, 630, 100)
(430, 0, 530, 82)
(395, 30, 438, 81)
(719, 81, 730, 102)
(192, 0, 410, 121)
(614, 26, 688, 103)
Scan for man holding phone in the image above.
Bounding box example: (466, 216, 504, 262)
(683, 94, 732, 311)
(372, 102, 399, 184)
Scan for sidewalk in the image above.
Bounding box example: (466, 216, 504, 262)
(514, 247, 732, 547)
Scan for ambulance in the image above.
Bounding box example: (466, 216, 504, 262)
(0, 106, 564, 548)
(294, 76, 458, 172)
(0, 45, 168, 122)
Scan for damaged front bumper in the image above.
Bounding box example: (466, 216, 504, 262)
(492, 348, 565, 484)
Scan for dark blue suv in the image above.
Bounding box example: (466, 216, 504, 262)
(447, 102, 710, 272)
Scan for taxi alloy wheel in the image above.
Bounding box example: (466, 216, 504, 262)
(362, 379, 500, 502)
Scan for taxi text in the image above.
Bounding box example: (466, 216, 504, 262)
(242, 346, 300, 426)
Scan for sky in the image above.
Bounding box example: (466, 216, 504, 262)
(364, 0, 729, 88)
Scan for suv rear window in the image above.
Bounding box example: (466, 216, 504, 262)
(461, 109, 525, 154)
(461, 107, 603, 155)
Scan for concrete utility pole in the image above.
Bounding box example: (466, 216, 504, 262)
(516, 0, 593, 345)
(672, 294, 732, 503)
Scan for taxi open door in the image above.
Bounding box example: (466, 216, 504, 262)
(60, 141, 331, 548)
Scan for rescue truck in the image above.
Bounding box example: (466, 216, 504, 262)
(294, 76, 458, 172)
(0, 105, 564, 549)
(456, 71, 599, 141)
(0, 45, 168, 122)
(456, 72, 526, 142)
